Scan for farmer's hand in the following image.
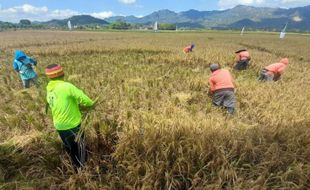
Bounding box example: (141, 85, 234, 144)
(208, 89, 213, 97)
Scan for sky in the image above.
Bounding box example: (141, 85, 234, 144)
(0, 0, 309, 22)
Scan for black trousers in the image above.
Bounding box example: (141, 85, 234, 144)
(213, 89, 236, 114)
(58, 125, 87, 168)
(234, 60, 249, 70)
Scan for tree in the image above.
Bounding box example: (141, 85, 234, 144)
(158, 23, 176, 30)
(19, 19, 31, 26)
(109, 22, 131, 30)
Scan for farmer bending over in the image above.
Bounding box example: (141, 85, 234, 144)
(258, 58, 289, 81)
(45, 64, 94, 169)
(13, 50, 39, 88)
(234, 49, 251, 71)
(183, 44, 195, 54)
(209, 64, 236, 114)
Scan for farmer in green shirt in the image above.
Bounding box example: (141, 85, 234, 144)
(45, 64, 94, 168)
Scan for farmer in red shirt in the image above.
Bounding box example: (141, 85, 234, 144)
(209, 64, 236, 114)
(234, 49, 251, 70)
(258, 58, 289, 81)
(183, 44, 195, 54)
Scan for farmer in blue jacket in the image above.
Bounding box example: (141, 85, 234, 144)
(13, 50, 39, 88)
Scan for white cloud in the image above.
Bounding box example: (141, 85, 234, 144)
(292, 15, 302, 21)
(21, 4, 48, 14)
(281, 0, 309, 3)
(0, 4, 114, 22)
(218, 0, 310, 9)
(91, 11, 114, 19)
(50, 9, 79, 18)
(0, 4, 48, 15)
(119, 0, 136, 5)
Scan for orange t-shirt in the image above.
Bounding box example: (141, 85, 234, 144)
(183, 46, 192, 54)
(237, 51, 251, 61)
(265, 63, 287, 75)
(209, 69, 235, 93)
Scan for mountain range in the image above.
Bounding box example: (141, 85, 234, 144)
(105, 5, 310, 31)
(2, 5, 309, 31)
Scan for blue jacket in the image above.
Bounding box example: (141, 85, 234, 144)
(13, 50, 37, 80)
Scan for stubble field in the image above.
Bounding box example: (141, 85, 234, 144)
(0, 30, 309, 189)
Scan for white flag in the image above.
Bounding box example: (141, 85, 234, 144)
(67, 20, 72, 30)
(279, 23, 288, 39)
(241, 26, 245, 36)
(280, 32, 286, 39)
(154, 21, 158, 32)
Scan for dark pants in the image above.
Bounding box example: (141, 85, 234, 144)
(58, 125, 87, 168)
(213, 89, 236, 114)
(22, 76, 39, 88)
(234, 60, 249, 71)
(258, 69, 281, 81)
(258, 69, 273, 81)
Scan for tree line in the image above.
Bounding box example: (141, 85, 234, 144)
(0, 19, 177, 31)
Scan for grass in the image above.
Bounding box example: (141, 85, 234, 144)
(0, 30, 309, 189)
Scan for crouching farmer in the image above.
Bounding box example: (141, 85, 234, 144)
(13, 50, 39, 88)
(45, 64, 94, 169)
(234, 49, 251, 71)
(259, 58, 289, 81)
(183, 44, 195, 54)
(209, 64, 236, 114)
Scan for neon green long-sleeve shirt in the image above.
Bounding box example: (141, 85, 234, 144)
(46, 80, 94, 131)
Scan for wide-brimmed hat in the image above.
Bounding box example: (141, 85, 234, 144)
(235, 49, 247, 54)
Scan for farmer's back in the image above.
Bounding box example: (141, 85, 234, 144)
(46, 80, 92, 131)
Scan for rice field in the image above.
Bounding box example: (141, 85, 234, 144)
(0, 30, 309, 189)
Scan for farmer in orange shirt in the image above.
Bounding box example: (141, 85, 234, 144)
(183, 44, 195, 54)
(258, 58, 289, 81)
(209, 64, 236, 114)
(234, 49, 251, 70)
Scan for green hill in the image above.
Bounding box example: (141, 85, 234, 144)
(42, 15, 109, 27)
